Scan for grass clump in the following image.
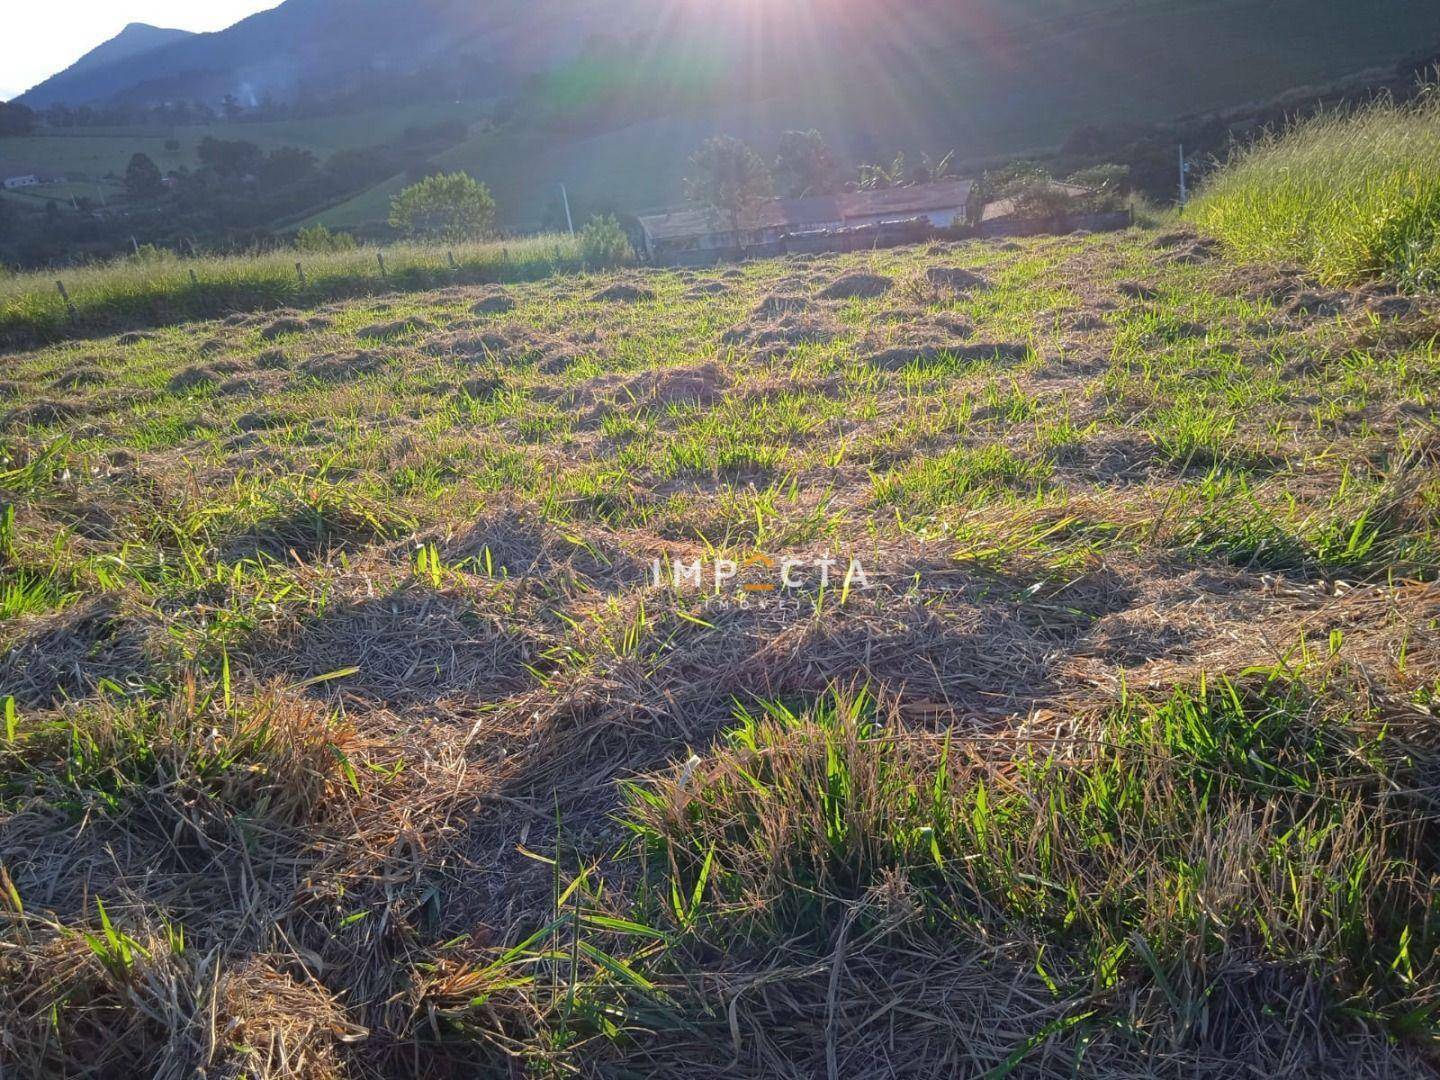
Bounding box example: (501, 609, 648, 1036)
(1193, 85, 1440, 289)
(621, 680, 1440, 1071)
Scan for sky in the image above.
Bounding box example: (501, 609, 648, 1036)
(2, 1, 279, 101)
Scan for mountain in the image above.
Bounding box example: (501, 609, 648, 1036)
(13, 0, 1440, 235)
(20, 22, 195, 103)
(304, 0, 1440, 229)
(16, 0, 654, 109)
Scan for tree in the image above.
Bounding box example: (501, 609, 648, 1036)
(968, 160, 1052, 224)
(388, 172, 497, 242)
(326, 147, 398, 189)
(124, 153, 164, 199)
(579, 215, 634, 268)
(0, 101, 36, 137)
(197, 137, 264, 178)
(857, 151, 906, 191)
(294, 224, 357, 252)
(910, 150, 957, 185)
(774, 129, 838, 198)
(684, 136, 773, 248)
(1068, 163, 1131, 211)
(261, 146, 317, 187)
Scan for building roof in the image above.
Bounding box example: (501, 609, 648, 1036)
(836, 179, 972, 219)
(638, 179, 976, 244)
(639, 196, 841, 244)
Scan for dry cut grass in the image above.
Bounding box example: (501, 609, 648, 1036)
(1, 225, 1439, 1077)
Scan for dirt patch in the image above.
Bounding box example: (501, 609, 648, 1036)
(682, 281, 730, 300)
(470, 289, 516, 315)
(235, 409, 289, 432)
(260, 315, 330, 340)
(427, 327, 539, 366)
(216, 373, 282, 398)
(924, 267, 991, 292)
(168, 365, 223, 393)
(298, 350, 384, 382)
(752, 293, 811, 319)
(1368, 295, 1422, 320)
(721, 311, 842, 355)
(1065, 310, 1109, 334)
(0, 595, 151, 708)
(50, 366, 106, 390)
(271, 586, 538, 706)
(3, 398, 89, 430)
(356, 315, 434, 340)
(863, 340, 1029, 370)
(1286, 291, 1348, 319)
(819, 272, 893, 300)
(457, 375, 503, 400)
(1160, 239, 1224, 266)
(443, 506, 648, 589)
(570, 362, 730, 411)
(1116, 280, 1160, 301)
(536, 349, 583, 375)
(591, 282, 656, 303)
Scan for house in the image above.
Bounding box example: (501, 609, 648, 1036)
(638, 195, 843, 266)
(3, 174, 41, 190)
(838, 180, 972, 230)
(639, 179, 973, 265)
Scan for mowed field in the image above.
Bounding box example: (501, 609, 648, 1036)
(0, 103, 475, 181)
(2, 229, 1440, 1076)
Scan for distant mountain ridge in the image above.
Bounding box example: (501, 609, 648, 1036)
(49, 22, 196, 87)
(16, 0, 654, 109)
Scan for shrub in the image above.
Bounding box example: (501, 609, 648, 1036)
(1069, 163, 1131, 211)
(294, 224, 358, 253)
(579, 215, 634, 268)
(388, 172, 497, 243)
(1193, 86, 1440, 289)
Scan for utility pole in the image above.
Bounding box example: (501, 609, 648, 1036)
(560, 183, 574, 236)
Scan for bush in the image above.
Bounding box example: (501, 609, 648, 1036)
(294, 224, 358, 253)
(579, 215, 634, 268)
(1193, 87, 1440, 289)
(388, 172, 497, 243)
(1068, 163, 1131, 211)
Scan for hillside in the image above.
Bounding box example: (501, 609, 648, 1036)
(15, 0, 655, 109)
(1, 224, 1438, 1075)
(7, 0, 1440, 252)
(312, 0, 1440, 230)
(37, 22, 195, 91)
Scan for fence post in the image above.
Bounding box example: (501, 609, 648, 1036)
(377, 252, 388, 280)
(55, 280, 78, 320)
(296, 261, 307, 286)
(189, 268, 200, 287)
(447, 251, 458, 271)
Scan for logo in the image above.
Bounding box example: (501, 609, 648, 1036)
(649, 553, 870, 594)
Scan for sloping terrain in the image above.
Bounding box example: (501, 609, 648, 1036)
(1, 230, 1439, 1076)
(16, 0, 1440, 234)
(44, 22, 195, 86)
(315, 0, 1440, 229)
